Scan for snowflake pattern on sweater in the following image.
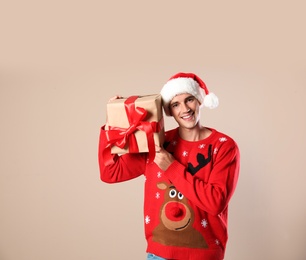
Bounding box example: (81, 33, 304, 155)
(99, 127, 240, 260)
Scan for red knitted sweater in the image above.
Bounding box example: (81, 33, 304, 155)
(99, 127, 240, 260)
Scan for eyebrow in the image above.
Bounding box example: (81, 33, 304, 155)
(170, 95, 195, 105)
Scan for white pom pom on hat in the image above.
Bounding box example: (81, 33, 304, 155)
(160, 72, 219, 116)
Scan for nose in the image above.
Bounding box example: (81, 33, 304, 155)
(182, 103, 191, 113)
(165, 202, 186, 221)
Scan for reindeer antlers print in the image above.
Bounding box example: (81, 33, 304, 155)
(187, 145, 212, 175)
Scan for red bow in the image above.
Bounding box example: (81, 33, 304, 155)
(100, 96, 162, 166)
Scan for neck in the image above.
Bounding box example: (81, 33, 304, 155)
(178, 124, 211, 141)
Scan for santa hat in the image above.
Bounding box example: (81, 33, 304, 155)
(160, 72, 219, 116)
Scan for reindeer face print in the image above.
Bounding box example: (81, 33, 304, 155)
(158, 183, 192, 231)
(152, 182, 208, 248)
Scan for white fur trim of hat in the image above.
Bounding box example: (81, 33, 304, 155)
(160, 72, 219, 116)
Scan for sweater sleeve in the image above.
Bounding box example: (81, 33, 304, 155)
(163, 140, 240, 216)
(98, 125, 147, 183)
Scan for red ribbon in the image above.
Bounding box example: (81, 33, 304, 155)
(100, 96, 162, 166)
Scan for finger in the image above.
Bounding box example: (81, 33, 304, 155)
(155, 145, 161, 153)
(109, 95, 123, 102)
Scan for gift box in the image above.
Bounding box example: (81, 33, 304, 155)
(105, 94, 164, 157)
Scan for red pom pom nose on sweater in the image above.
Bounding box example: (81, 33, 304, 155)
(165, 202, 186, 221)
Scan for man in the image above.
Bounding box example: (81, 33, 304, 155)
(99, 72, 240, 260)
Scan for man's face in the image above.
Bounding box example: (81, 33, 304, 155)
(169, 93, 201, 129)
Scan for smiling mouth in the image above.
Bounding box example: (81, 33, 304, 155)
(181, 113, 194, 120)
(175, 218, 191, 230)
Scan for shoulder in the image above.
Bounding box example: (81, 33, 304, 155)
(164, 128, 179, 141)
(208, 128, 240, 162)
(162, 128, 179, 150)
(208, 128, 239, 150)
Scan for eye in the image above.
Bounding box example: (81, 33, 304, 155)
(171, 103, 178, 108)
(187, 97, 195, 103)
(169, 189, 177, 198)
(178, 192, 184, 200)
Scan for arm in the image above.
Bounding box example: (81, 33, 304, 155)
(98, 95, 146, 183)
(98, 125, 147, 183)
(155, 140, 240, 216)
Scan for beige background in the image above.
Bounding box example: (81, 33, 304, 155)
(1, 1, 305, 260)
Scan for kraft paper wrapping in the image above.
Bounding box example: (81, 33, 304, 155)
(106, 94, 165, 154)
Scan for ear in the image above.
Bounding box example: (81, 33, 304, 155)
(157, 182, 168, 190)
